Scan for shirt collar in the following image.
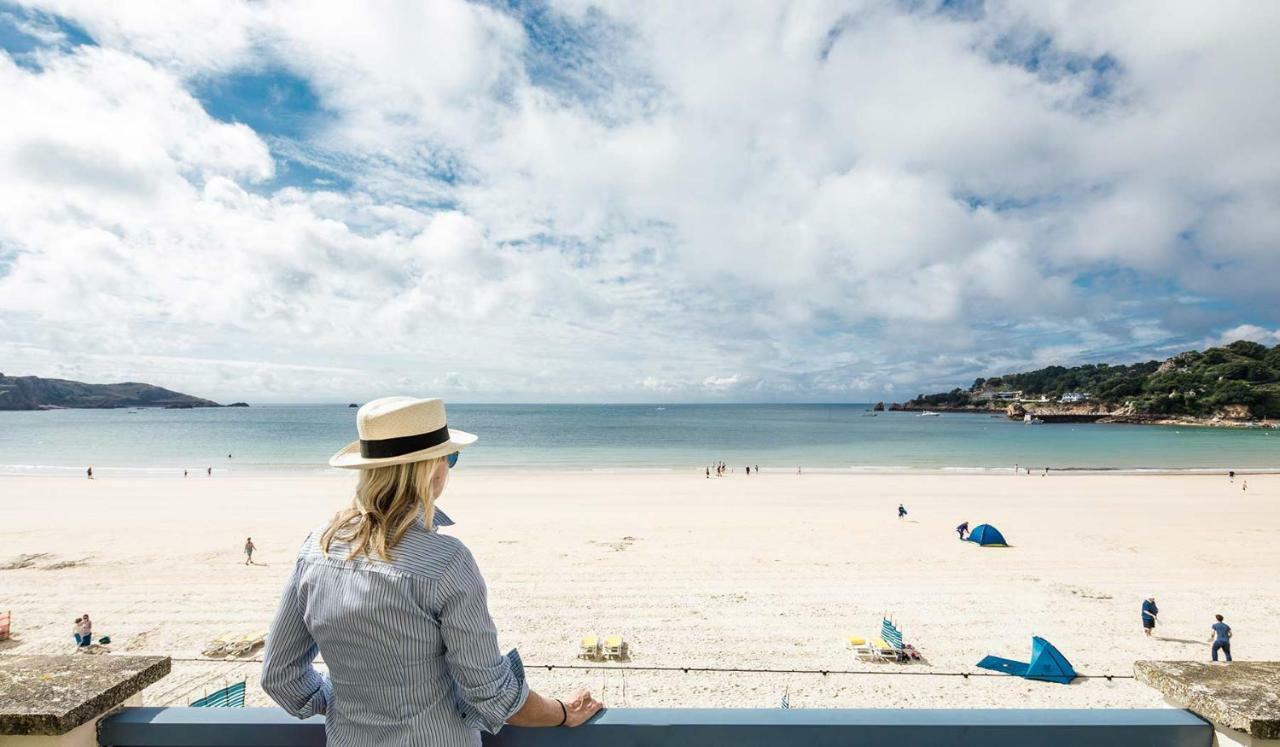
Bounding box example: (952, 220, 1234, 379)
(432, 506, 455, 529)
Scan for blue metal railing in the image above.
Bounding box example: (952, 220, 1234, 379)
(98, 707, 1211, 747)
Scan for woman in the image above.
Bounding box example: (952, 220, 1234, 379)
(263, 397, 603, 745)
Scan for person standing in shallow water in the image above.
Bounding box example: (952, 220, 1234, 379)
(263, 397, 603, 746)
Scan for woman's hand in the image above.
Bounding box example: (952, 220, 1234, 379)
(561, 688, 605, 727)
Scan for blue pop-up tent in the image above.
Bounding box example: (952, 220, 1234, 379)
(966, 523, 1008, 546)
(976, 636, 1076, 684)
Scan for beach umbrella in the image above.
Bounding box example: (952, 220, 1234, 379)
(965, 523, 1008, 546)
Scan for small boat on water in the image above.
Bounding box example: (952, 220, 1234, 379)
(918, 411, 940, 417)
(1023, 413, 1044, 424)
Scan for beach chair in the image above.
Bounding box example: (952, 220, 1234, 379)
(226, 631, 266, 658)
(603, 635, 625, 660)
(0, 611, 10, 642)
(579, 635, 601, 660)
(202, 632, 237, 658)
(849, 635, 896, 662)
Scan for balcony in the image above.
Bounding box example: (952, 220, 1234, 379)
(97, 706, 1211, 747)
(4, 656, 1278, 747)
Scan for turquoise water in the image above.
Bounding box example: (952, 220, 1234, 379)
(0, 404, 1277, 475)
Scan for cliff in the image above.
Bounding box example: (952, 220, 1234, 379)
(0, 374, 222, 411)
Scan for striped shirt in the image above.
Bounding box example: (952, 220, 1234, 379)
(261, 507, 528, 747)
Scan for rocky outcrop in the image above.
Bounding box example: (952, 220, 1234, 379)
(0, 373, 221, 411)
(227, 402, 250, 407)
(872, 401, 885, 411)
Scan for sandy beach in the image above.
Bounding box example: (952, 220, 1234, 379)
(1, 470, 1276, 710)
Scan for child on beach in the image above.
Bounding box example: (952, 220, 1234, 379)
(1142, 596, 1158, 636)
(956, 521, 969, 540)
(1210, 615, 1232, 662)
(244, 537, 257, 565)
(898, 504, 908, 520)
(74, 614, 91, 647)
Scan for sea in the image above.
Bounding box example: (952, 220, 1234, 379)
(0, 404, 1277, 477)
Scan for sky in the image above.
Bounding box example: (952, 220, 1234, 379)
(1, 1, 1278, 403)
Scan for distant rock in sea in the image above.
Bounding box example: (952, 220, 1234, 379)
(0, 372, 222, 411)
(873, 401, 885, 411)
(227, 402, 250, 407)
(348, 403, 359, 408)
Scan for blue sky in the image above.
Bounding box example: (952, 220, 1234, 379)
(1, 1, 1278, 402)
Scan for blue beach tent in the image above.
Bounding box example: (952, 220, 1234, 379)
(966, 523, 1008, 547)
(976, 636, 1077, 684)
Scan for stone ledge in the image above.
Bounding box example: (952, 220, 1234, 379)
(1135, 660, 1280, 739)
(0, 655, 171, 736)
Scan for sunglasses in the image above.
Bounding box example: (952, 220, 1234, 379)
(446, 451, 459, 469)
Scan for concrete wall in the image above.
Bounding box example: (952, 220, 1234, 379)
(97, 707, 1211, 747)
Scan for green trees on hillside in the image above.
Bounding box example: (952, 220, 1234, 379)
(908, 341, 1280, 418)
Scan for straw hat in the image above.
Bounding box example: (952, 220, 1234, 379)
(329, 397, 476, 469)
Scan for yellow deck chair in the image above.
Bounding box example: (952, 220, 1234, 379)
(579, 634, 600, 660)
(850, 635, 895, 662)
(603, 635, 625, 660)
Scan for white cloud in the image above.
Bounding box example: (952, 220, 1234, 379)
(1213, 325, 1280, 347)
(0, 1, 1277, 401)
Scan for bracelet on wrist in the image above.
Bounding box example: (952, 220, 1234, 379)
(556, 699, 567, 727)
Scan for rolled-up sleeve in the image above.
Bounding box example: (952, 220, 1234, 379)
(438, 544, 529, 733)
(262, 559, 332, 718)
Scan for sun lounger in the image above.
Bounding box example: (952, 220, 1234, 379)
(579, 634, 600, 660)
(226, 631, 266, 658)
(850, 617, 918, 662)
(850, 635, 897, 662)
(603, 635, 625, 660)
(202, 632, 237, 657)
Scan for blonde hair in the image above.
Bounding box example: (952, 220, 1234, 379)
(321, 457, 445, 560)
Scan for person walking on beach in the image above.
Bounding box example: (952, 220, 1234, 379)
(184, 469, 188, 477)
(1228, 470, 1235, 483)
(207, 467, 212, 476)
(956, 521, 969, 540)
(74, 614, 92, 648)
(86, 467, 93, 479)
(1242, 480, 1248, 493)
(1142, 595, 1159, 636)
(263, 397, 604, 745)
(705, 467, 710, 479)
(244, 537, 257, 565)
(1209, 614, 1232, 662)
(898, 504, 908, 520)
